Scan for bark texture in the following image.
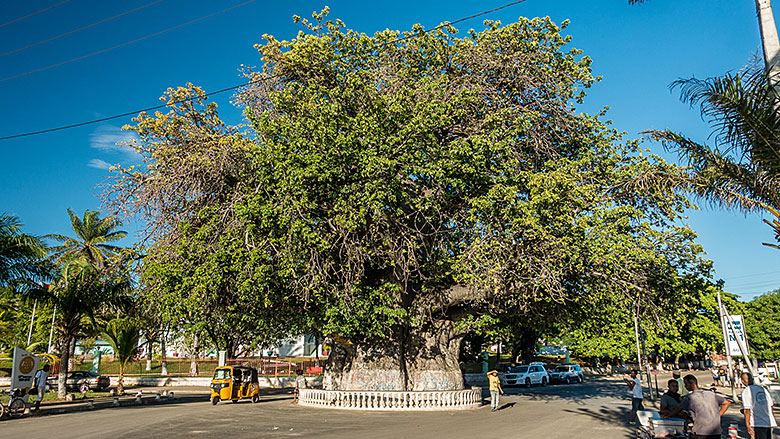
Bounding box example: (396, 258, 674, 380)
(56, 335, 71, 399)
(324, 323, 464, 391)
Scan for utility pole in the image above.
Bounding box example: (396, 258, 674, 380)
(47, 304, 57, 353)
(26, 299, 37, 345)
(716, 290, 738, 401)
(637, 313, 654, 400)
(633, 312, 643, 373)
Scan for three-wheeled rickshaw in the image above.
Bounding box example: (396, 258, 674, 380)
(210, 365, 260, 405)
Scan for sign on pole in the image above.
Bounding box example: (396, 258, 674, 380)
(726, 315, 749, 357)
(11, 347, 40, 403)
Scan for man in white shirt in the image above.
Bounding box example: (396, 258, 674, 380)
(33, 364, 49, 411)
(623, 369, 644, 425)
(741, 372, 777, 439)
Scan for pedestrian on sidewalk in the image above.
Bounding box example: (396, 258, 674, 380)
(487, 370, 503, 412)
(740, 372, 777, 439)
(33, 364, 50, 411)
(669, 374, 730, 439)
(712, 366, 721, 387)
(623, 369, 644, 425)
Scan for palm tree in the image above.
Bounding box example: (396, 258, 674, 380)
(102, 318, 141, 395)
(47, 259, 131, 398)
(47, 208, 127, 269)
(648, 64, 780, 246)
(0, 212, 47, 289)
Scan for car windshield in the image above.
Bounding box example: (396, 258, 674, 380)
(214, 369, 231, 380)
(554, 366, 569, 372)
(517, 366, 529, 373)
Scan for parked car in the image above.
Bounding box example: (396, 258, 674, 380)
(549, 363, 584, 384)
(501, 362, 549, 387)
(48, 370, 110, 392)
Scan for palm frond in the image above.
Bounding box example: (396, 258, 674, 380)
(670, 67, 780, 172)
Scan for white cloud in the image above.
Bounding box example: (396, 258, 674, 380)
(89, 124, 140, 160)
(87, 158, 112, 170)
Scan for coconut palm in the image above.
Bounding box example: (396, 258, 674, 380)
(46, 259, 131, 398)
(47, 208, 127, 269)
(102, 318, 141, 395)
(648, 64, 780, 246)
(0, 212, 47, 289)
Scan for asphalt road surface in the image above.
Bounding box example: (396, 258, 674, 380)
(0, 379, 637, 438)
(0, 377, 750, 438)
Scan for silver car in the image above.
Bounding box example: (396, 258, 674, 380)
(549, 364, 584, 384)
(501, 362, 549, 387)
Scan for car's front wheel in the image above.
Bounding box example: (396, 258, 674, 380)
(541, 377, 548, 386)
(525, 378, 531, 388)
(211, 396, 219, 405)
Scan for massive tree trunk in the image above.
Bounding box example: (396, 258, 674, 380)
(57, 335, 71, 399)
(324, 322, 465, 391)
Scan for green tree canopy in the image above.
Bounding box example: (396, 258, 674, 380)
(745, 290, 780, 360)
(110, 12, 709, 391)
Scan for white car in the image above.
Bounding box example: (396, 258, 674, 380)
(549, 364, 584, 384)
(501, 362, 549, 387)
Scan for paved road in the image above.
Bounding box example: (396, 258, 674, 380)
(0, 376, 754, 438)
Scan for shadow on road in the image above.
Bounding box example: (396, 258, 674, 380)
(2, 387, 297, 421)
(502, 379, 629, 403)
(564, 406, 630, 424)
(563, 406, 635, 439)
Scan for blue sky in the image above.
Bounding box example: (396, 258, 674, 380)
(0, 0, 778, 299)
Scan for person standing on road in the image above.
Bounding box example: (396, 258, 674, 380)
(740, 372, 777, 439)
(487, 370, 503, 412)
(712, 367, 721, 387)
(33, 364, 49, 411)
(623, 369, 644, 425)
(670, 374, 731, 439)
(293, 369, 307, 404)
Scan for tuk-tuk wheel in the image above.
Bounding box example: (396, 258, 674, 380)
(252, 394, 260, 403)
(231, 399, 239, 404)
(211, 396, 219, 405)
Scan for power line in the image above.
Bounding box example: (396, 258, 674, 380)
(0, 0, 72, 29)
(0, 0, 166, 58)
(0, 0, 528, 142)
(720, 269, 780, 280)
(0, 0, 260, 83)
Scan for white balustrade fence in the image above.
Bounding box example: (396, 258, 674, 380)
(298, 388, 482, 411)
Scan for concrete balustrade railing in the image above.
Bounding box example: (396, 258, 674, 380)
(298, 388, 482, 411)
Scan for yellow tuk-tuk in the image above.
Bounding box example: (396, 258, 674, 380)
(210, 365, 260, 405)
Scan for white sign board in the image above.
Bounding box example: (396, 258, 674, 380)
(11, 347, 40, 403)
(726, 315, 749, 357)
